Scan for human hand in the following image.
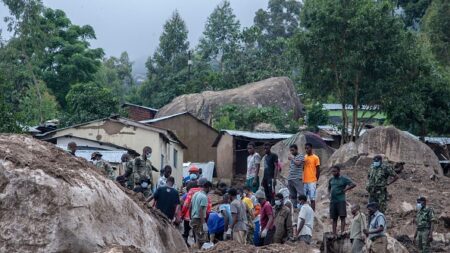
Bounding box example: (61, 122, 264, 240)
(203, 223, 208, 232)
(288, 155, 293, 161)
(261, 229, 268, 238)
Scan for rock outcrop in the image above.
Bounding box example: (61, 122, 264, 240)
(156, 77, 304, 124)
(0, 135, 187, 253)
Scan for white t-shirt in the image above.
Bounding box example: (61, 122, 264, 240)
(297, 204, 314, 236)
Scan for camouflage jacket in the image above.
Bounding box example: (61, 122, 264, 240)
(367, 164, 397, 189)
(416, 207, 434, 230)
(126, 157, 152, 186)
(96, 159, 115, 180)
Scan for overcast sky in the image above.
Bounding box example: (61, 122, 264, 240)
(0, 0, 268, 74)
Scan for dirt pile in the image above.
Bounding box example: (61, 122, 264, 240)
(156, 77, 304, 123)
(0, 134, 187, 253)
(199, 240, 319, 253)
(316, 127, 450, 252)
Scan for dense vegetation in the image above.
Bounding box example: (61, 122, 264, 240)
(0, 0, 448, 138)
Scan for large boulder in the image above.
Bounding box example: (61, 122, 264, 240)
(156, 77, 304, 123)
(0, 135, 187, 253)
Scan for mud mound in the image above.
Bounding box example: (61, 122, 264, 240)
(0, 134, 187, 253)
(200, 240, 318, 253)
(156, 77, 304, 123)
(272, 131, 335, 180)
(315, 127, 450, 252)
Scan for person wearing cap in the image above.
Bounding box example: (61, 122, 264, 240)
(91, 152, 115, 180)
(67, 142, 77, 156)
(366, 155, 399, 213)
(364, 202, 387, 253)
(414, 197, 434, 253)
(256, 189, 275, 246)
(190, 178, 213, 249)
(273, 193, 293, 244)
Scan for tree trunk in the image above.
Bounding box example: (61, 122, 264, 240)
(341, 102, 349, 145)
(351, 74, 360, 141)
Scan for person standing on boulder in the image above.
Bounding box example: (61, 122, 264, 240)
(303, 143, 320, 210)
(287, 144, 304, 208)
(328, 165, 356, 236)
(414, 197, 435, 253)
(246, 142, 261, 193)
(366, 155, 399, 213)
(122, 146, 157, 197)
(350, 204, 367, 253)
(364, 202, 388, 253)
(190, 178, 212, 249)
(262, 143, 278, 205)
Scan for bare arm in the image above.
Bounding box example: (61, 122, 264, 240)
(222, 210, 229, 230)
(316, 166, 321, 180)
(387, 174, 399, 185)
(231, 213, 238, 230)
(296, 218, 305, 237)
(344, 183, 356, 192)
(200, 206, 206, 224)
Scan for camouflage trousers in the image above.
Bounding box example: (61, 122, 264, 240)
(368, 187, 388, 213)
(416, 229, 431, 253)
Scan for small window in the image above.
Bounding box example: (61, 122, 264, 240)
(173, 148, 178, 169)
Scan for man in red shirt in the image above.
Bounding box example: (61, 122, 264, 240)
(255, 190, 275, 246)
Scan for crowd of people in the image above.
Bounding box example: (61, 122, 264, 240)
(66, 141, 435, 253)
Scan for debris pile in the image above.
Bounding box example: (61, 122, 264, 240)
(199, 240, 319, 253)
(316, 127, 450, 252)
(0, 134, 187, 253)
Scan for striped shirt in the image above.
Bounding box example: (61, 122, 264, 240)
(288, 153, 304, 180)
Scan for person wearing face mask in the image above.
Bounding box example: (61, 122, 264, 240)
(364, 202, 387, 253)
(414, 197, 434, 253)
(121, 146, 157, 197)
(366, 155, 399, 213)
(256, 190, 275, 246)
(273, 193, 293, 244)
(91, 152, 115, 180)
(228, 188, 248, 244)
(328, 165, 356, 236)
(294, 194, 314, 244)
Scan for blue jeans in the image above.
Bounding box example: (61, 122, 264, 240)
(253, 220, 260, 246)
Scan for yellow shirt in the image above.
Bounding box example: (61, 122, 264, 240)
(242, 197, 254, 211)
(303, 154, 320, 183)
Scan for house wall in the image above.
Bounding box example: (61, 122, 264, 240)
(150, 114, 218, 163)
(126, 106, 156, 121)
(48, 120, 184, 186)
(216, 133, 234, 184)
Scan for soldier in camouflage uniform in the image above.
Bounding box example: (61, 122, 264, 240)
(414, 197, 434, 253)
(366, 155, 399, 213)
(91, 152, 115, 180)
(123, 146, 157, 197)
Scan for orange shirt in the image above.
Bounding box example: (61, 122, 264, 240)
(303, 154, 320, 183)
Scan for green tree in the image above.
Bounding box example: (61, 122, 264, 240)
(140, 11, 189, 107)
(1, 0, 103, 108)
(198, 0, 240, 73)
(306, 103, 328, 129)
(293, 0, 406, 142)
(18, 82, 59, 126)
(421, 0, 450, 66)
(62, 82, 119, 126)
(397, 0, 430, 28)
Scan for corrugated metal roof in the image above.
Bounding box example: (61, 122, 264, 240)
(223, 130, 293, 140)
(57, 147, 127, 163)
(425, 137, 450, 145)
(122, 102, 158, 112)
(140, 112, 188, 123)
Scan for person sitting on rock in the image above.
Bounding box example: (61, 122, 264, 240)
(366, 155, 399, 213)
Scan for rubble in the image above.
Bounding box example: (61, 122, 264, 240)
(0, 134, 187, 253)
(198, 240, 319, 253)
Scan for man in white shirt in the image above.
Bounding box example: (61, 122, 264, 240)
(295, 194, 314, 244)
(157, 165, 172, 189)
